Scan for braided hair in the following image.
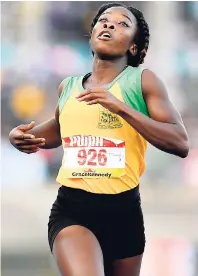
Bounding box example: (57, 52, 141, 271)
(90, 2, 150, 67)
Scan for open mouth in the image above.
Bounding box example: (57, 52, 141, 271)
(98, 31, 112, 40)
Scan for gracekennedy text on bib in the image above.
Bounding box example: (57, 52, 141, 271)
(62, 135, 126, 178)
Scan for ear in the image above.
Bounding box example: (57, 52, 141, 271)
(129, 44, 138, 56)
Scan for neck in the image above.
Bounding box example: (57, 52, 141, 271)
(90, 55, 127, 86)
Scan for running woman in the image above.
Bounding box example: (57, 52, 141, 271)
(9, 3, 189, 276)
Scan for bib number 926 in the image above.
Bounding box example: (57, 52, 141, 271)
(77, 149, 107, 166)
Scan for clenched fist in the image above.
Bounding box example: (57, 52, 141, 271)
(9, 121, 46, 154)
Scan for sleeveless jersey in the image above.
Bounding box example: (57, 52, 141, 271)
(57, 66, 150, 194)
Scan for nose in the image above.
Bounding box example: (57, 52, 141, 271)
(103, 22, 115, 30)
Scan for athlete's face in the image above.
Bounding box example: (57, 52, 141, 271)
(90, 7, 138, 60)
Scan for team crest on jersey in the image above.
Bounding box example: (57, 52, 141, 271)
(97, 109, 123, 129)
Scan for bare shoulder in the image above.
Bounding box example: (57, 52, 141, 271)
(140, 69, 186, 126)
(58, 80, 66, 98)
(55, 79, 67, 121)
(142, 70, 168, 98)
(141, 69, 168, 99)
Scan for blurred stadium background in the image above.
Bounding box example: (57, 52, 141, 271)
(1, 1, 198, 275)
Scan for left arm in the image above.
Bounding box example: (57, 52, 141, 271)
(118, 70, 189, 158)
(76, 70, 189, 158)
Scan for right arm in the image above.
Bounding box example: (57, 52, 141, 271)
(9, 81, 65, 153)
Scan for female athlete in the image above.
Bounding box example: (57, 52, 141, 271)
(9, 3, 189, 276)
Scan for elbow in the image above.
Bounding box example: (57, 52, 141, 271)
(178, 145, 189, 158)
(176, 137, 189, 158)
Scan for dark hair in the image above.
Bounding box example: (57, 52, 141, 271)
(90, 2, 150, 67)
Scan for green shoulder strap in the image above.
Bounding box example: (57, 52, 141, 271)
(120, 66, 150, 117)
(58, 76, 78, 113)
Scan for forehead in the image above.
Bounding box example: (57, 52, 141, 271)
(102, 6, 137, 24)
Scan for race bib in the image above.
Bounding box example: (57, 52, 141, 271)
(62, 135, 125, 178)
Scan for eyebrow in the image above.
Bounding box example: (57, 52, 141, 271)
(122, 14, 132, 23)
(102, 12, 132, 23)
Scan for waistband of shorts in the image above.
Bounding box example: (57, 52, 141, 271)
(59, 185, 140, 207)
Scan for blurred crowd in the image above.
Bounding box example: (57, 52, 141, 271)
(1, 1, 198, 187)
(1, 2, 198, 276)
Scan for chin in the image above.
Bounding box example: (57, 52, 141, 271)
(94, 47, 121, 61)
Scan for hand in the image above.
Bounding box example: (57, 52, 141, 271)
(76, 88, 123, 114)
(9, 121, 46, 154)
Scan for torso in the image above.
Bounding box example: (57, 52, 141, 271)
(57, 66, 150, 194)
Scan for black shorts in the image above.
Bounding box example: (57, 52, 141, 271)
(48, 185, 145, 267)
